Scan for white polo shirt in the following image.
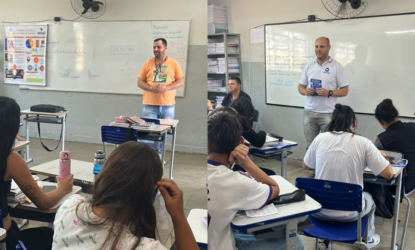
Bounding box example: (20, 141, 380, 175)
(304, 131, 389, 220)
(299, 57, 348, 113)
(207, 160, 272, 250)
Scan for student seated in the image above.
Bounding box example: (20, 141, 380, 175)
(224, 100, 276, 175)
(229, 97, 266, 148)
(374, 98, 415, 193)
(52, 141, 198, 250)
(0, 96, 74, 250)
(208, 109, 304, 250)
(302, 104, 393, 249)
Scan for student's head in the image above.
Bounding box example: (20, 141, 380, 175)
(326, 104, 357, 133)
(229, 97, 255, 128)
(77, 141, 163, 249)
(0, 96, 20, 176)
(208, 108, 243, 155)
(315, 37, 331, 61)
(153, 38, 167, 59)
(375, 99, 399, 129)
(228, 76, 241, 93)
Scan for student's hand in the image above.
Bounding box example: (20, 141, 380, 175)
(316, 88, 329, 97)
(56, 175, 73, 194)
(157, 179, 185, 219)
(228, 144, 250, 166)
(16, 135, 25, 141)
(207, 100, 213, 110)
(306, 87, 315, 96)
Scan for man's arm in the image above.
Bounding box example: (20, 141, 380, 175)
(298, 84, 315, 96)
(165, 77, 184, 91)
(137, 78, 155, 92)
(316, 86, 348, 97)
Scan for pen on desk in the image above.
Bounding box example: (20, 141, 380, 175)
(24, 197, 32, 204)
(231, 162, 235, 170)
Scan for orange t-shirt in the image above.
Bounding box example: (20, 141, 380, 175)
(138, 57, 184, 106)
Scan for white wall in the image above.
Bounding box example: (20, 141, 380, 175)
(0, 0, 207, 154)
(208, 0, 415, 159)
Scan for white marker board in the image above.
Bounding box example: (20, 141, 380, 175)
(265, 14, 415, 117)
(1, 20, 190, 97)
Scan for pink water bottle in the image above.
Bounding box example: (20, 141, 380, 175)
(59, 151, 71, 179)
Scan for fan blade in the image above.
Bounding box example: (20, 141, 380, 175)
(81, 6, 90, 15)
(338, 0, 347, 3)
(92, 1, 104, 5)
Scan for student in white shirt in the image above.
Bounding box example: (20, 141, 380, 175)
(302, 104, 393, 249)
(53, 141, 198, 250)
(208, 108, 304, 250)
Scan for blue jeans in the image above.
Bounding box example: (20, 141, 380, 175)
(140, 105, 175, 148)
(140, 105, 175, 119)
(234, 230, 304, 250)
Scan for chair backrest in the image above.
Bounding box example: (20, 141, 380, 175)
(101, 126, 138, 145)
(295, 177, 363, 213)
(252, 110, 259, 122)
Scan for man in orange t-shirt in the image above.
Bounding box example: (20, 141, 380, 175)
(137, 38, 184, 119)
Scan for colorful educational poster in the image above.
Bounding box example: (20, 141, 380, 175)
(3, 25, 47, 86)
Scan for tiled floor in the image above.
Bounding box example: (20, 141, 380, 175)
(16, 138, 207, 249)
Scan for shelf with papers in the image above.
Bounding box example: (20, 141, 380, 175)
(207, 33, 242, 102)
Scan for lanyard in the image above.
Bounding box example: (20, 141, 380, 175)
(154, 56, 167, 74)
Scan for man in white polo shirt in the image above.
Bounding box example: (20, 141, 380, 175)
(298, 37, 349, 178)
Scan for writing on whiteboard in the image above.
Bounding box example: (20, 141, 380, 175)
(110, 45, 135, 55)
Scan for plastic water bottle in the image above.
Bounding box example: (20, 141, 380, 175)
(93, 150, 105, 175)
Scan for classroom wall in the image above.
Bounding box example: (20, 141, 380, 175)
(0, 0, 207, 154)
(208, 0, 415, 159)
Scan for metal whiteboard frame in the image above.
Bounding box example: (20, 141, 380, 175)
(264, 12, 415, 118)
(9, 20, 191, 98)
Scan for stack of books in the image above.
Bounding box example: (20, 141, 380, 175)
(208, 4, 229, 34)
(208, 58, 219, 72)
(217, 58, 240, 73)
(215, 96, 225, 108)
(110, 116, 156, 129)
(8, 175, 39, 208)
(208, 78, 225, 92)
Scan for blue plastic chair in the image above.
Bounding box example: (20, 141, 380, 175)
(101, 126, 138, 155)
(295, 177, 370, 250)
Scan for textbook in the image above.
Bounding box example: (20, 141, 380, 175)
(310, 79, 322, 96)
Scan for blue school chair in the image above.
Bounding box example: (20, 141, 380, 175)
(101, 126, 138, 154)
(295, 177, 369, 250)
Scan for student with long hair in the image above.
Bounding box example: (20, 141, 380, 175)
(52, 141, 198, 250)
(302, 104, 393, 249)
(0, 96, 74, 249)
(375, 99, 415, 193)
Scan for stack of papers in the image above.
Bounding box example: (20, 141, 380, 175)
(110, 116, 156, 129)
(110, 122, 131, 128)
(8, 175, 39, 208)
(246, 204, 279, 218)
(208, 58, 219, 73)
(208, 4, 228, 34)
(208, 78, 225, 92)
(217, 58, 240, 73)
(207, 43, 239, 54)
(263, 136, 279, 147)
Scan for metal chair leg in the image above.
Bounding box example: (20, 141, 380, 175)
(400, 195, 411, 250)
(315, 238, 319, 250)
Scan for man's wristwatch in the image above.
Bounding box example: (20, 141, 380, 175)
(328, 90, 333, 98)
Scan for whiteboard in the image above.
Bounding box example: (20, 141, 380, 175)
(265, 14, 415, 117)
(3, 20, 190, 97)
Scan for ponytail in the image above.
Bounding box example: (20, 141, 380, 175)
(326, 104, 356, 134)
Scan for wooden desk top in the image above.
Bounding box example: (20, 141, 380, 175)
(21, 109, 68, 117)
(158, 119, 179, 127)
(30, 159, 95, 186)
(15, 182, 82, 213)
(13, 141, 30, 151)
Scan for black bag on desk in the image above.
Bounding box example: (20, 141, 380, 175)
(364, 182, 394, 219)
(30, 104, 65, 113)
